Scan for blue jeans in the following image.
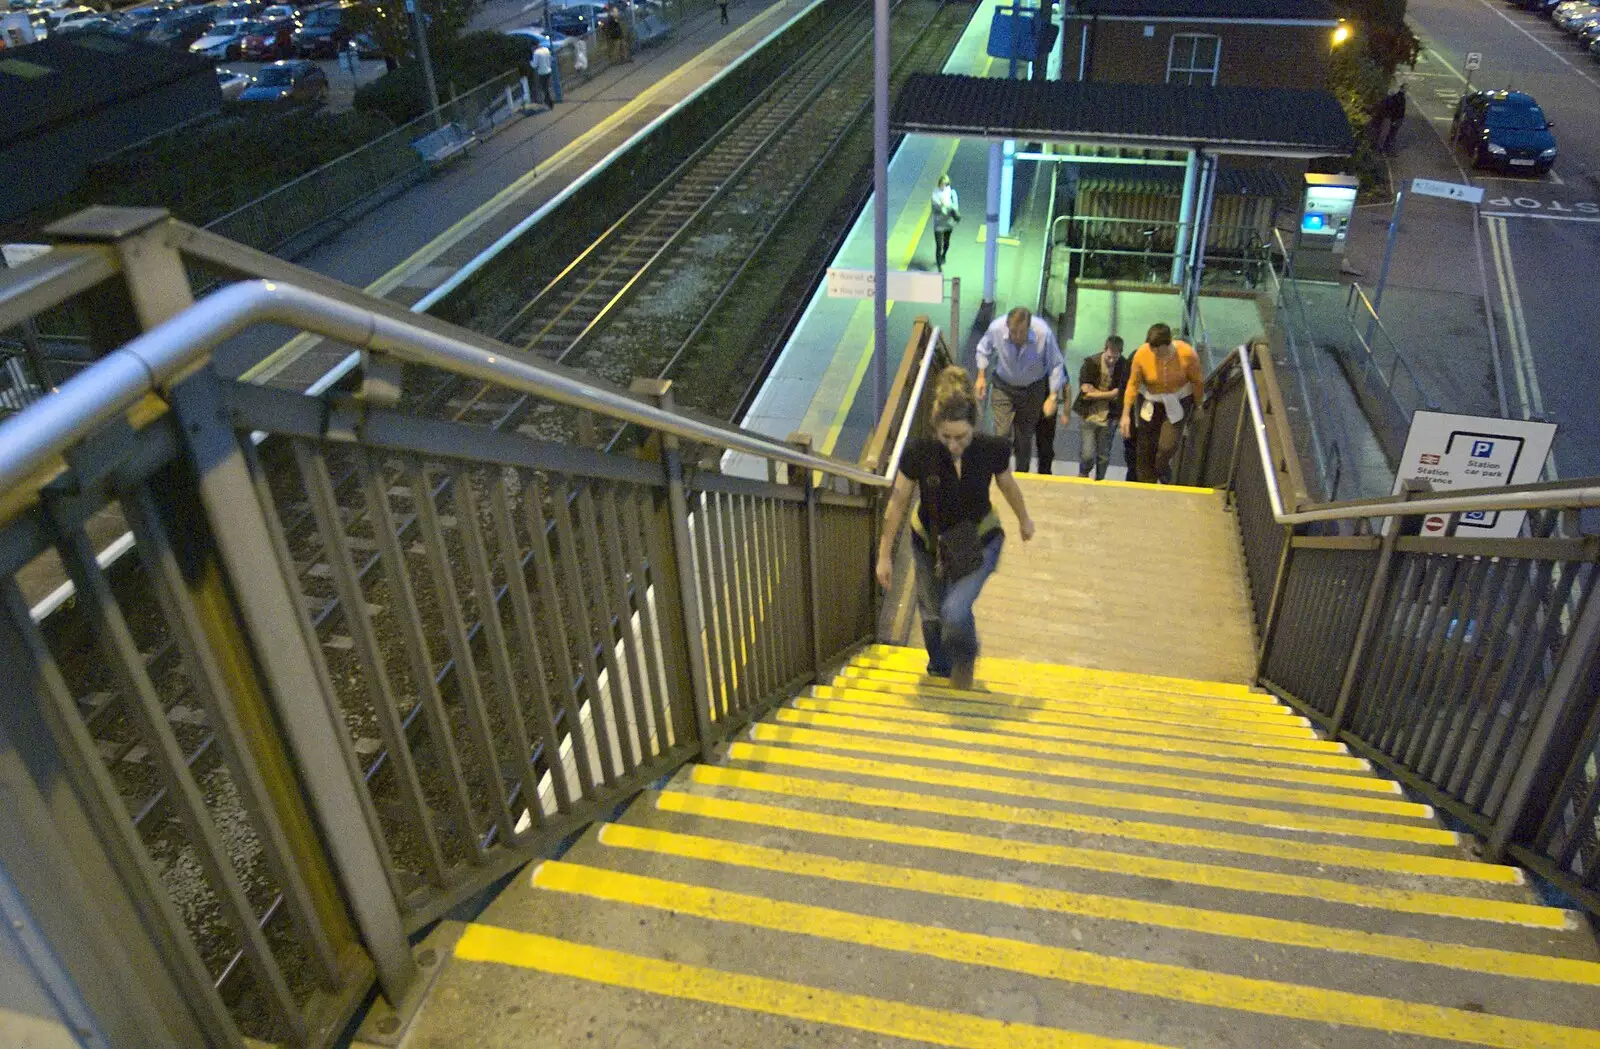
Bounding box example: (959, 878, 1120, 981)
(910, 532, 1004, 676)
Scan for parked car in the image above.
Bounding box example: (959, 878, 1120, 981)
(292, 1, 350, 56)
(215, 66, 252, 99)
(1564, 6, 1600, 34)
(257, 2, 296, 18)
(547, 1, 605, 37)
(237, 13, 296, 58)
(151, 10, 215, 47)
(188, 16, 254, 57)
(502, 24, 571, 53)
(237, 58, 327, 103)
(58, 13, 115, 31)
(1451, 89, 1557, 173)
(1552, 1, 1597, 29)
(44, 5, 98, 30)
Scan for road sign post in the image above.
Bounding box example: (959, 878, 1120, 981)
(1465, 50, 1482, 90)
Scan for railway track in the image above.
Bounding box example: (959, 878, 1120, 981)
(33, 0, 965, 1037)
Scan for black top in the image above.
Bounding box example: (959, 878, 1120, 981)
(1078, 353, 1132, 398)
(899, 435, 1011, 542)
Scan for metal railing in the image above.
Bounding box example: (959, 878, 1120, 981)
(1177, 343, 1600, 920)
(1053, 215, 1275, 289)
(0, 210, 884, 1047)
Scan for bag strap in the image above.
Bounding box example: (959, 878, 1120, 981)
(926, 472, 943, 576)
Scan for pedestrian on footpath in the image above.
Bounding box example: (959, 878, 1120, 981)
(1121, 323, 1203, 484)
(875, 366, 1035, 690)
(1072, 335, 1130, 479)
(1378, 84, 1406, 153)
(974, 307, 1065, 474)
(719, 0, 729, 24)
(531, 41, 556, 108)
(603, 5, 627, 64)
(930, 174, 960, 271)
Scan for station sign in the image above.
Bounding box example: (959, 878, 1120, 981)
(1410, 178, 1484, 205)
(1391, 411, 1556, 538)
(826, 267, 945, 304)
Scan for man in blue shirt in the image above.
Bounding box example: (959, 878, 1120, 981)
(974, 306, 1065, 473)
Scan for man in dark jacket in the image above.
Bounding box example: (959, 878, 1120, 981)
(1073, 336, 1131, 479)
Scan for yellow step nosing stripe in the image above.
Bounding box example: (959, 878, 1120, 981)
(851, 658, 1273, 709)
(744, 726, 1441, 831)
(531, 862, 1600, 1049)
(455, 924, 1174, 1049)
(835, 669, 1308, 723)
(597, 822, 1600, 986)
(858, 647, 1262, 700)
(695, 762, 1518, 884)
(818, 680, 1327, 742)
(799, 692, 1370, 768)
(779, 704, 1398, 795)
(653, 790, 1569, 928)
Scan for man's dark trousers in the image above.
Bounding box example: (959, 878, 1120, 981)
(990, 377, 1050, 473)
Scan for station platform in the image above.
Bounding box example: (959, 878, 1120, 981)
(731, 0, 1274, 480)
(231, 0, 817, 386)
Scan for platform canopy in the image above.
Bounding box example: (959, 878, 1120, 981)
(891, 74, 1356, 159)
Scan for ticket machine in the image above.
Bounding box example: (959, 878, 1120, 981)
(1295, 173, 1359, 280)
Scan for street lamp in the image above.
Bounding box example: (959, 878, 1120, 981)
(1331, 21, 1352, 47)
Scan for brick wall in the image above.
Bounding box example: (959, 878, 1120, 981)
(1060, 20, 1333, 90)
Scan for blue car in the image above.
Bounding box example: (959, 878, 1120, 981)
(1450, 90, 1557, 173)
(237, 59, 329, 104)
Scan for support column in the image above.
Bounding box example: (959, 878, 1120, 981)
(872, 0, 890, 415)
(983, 140, 1002, 305)
(1170, 149, 1200, 286)
(999, 140, 1017, 238)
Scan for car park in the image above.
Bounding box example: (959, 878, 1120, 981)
(237, 14, 296, 58)
(216, 66, 252, 99)
(237, 57, 327, 102)
(1451, 89, 1557, 173)
(189, 17, 254, 58)
(1564, 6, 1600, 34)
(1552, 1, 1597, 29)
(292, 1, 351, 56)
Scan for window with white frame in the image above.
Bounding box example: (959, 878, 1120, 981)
(1167, 34, 1221, 86)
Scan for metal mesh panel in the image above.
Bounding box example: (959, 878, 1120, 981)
(1261, 545, 1377, 717)
(1229, 430, 1284, 634)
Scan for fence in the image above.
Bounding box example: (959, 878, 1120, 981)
(0, 211, 887, 1047)
(1054, 215, 1276, 289)
(1177, 343, 1600, 921)
(206, 71, 532, 255)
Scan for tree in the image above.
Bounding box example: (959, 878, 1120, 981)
(346, 0, 474, 71)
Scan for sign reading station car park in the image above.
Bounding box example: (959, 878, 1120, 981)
(1465, 51, 1482, 72)
(1391, 411, 1556, 538)
(826, 268, 946, 304)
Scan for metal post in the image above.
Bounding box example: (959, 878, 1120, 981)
(1254, 530, 1296, 683)
(1329, 484, 1419, 734)
(983, 141, 1002, 305)
(1486, 583, 1600, 861)
(872, 0, 890, 416)
(791, 432, 826, 676)
(949, 276, 961, 362)
(634, 380, 718, 761)
(1183, 154, 1217, 337)
(409, 0, 442, 127)
(1369, 186, 1406, 345)
(1170, 150, 1199, 286)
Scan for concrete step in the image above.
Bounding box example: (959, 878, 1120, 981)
(663, 760, 1539, 901)
(856, 644, 1263, 699)
(434, 833, 1600, 1048)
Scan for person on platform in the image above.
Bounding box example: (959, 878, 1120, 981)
(1073, 335, 1130, 479)
(531, 41, 556, 108)
(719, 0, 729, 23)
(930, 174, 960, 271)
(974, 307, 1065, 474)
(1375, 84, 1407, 153)
(1121, 323, 1204, 484)
(875, 366, 1035, 690)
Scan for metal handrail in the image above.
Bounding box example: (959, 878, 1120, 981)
(0, 279, 891, 496)
(883, 325, 940, 483)
(1235, 343, 1600, 524)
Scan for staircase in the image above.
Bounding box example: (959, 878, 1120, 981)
(400, 646, 1600, 1048)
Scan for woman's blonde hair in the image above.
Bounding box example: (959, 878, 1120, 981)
(931, 365, 977, 426)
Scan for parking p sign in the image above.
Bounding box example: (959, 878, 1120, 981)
(1466, 51, 1482, 71)
(1391, 411, 1555, 537)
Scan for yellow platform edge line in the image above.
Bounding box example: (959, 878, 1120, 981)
(694, 763, 1520, 884)
(530, 862, 1600, 1049)
(596, 822, 1600, 986)
(743, 727, 1439, 830)
(795, 693, 1369, 768)
(776, 704, 1398, 795)
(454, 923, 1174, 1049)
(652, 790, 1571, 927)
(818, 679, 1325, 740)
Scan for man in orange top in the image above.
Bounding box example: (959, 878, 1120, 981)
(1120, 323, 1203, 484)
